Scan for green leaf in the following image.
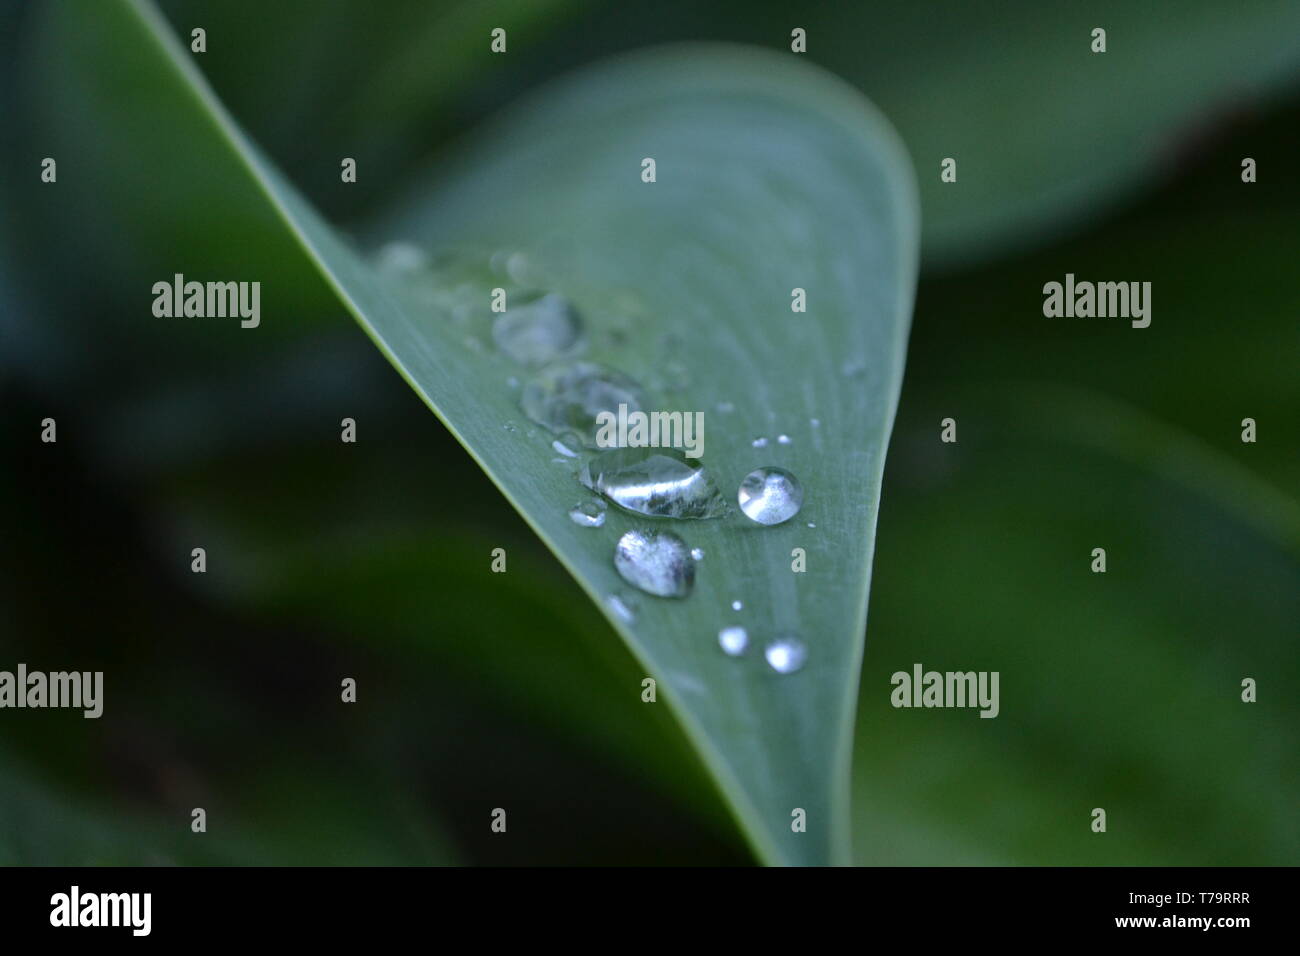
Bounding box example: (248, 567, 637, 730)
(796, 0, 1300, 264)
(100, 0, 918, 864)
(848, 127, 1300, 863)
(853, 414, 1300, 864)
(153, 0, 582, 221)
(413, 0, 1300, 267)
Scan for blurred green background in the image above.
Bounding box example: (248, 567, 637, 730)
(1, 0, 1297, 864)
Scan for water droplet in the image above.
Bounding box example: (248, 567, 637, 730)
(718, 626, 749, 657)
(731, 600, 743, 611)
(580, 448, 726, 519)
(506, 251, 540, 286)
(810, 418, 821, 428)
(690, 547, 705, 560)
(807, 521, 816, 528)
(613, 529, 696, 598)
(607, 591, 638, 623)
(715, 400, 735, 414)
(661, 359, 690, 391)
(506, 376, 520, 389)
(738, 467, 804, 526)
(777, 434, 792, 445)
(841, 359, 866, 378)
(552, 438, 580, 458)
(521, 361, 649, 448)
(765, 636, 807, 674)
(569, 499, 607, 527)
(751, 437, 769, 448)
(491, 293, 584, 367)
(373, 241, 428, 276)
(502, 421, 518, 433)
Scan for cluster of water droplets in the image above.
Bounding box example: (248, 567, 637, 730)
(373, 242, 813, 674)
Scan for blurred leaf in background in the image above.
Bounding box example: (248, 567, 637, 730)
(144, 0, 1300, 267)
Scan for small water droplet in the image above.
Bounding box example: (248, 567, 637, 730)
(552, 438, 580, 458)
(731, 600, 743, 611)
(751, 437, 769, 448)
(373, 241, 428, 275)
(506, 251, 540, 286)
(807, 521, 816, 528)
(607, 591, 638, 623)
(521, 361, 649, 448)
(777, 434, 792, 445)
(738, 467, 804, 526)
(492, 292, 584, 367)
(718, 626, 749, 657)
(506, 376, 520, 389)
(690, 547, 705, 560)
(580, 448, 726, 519)
(715, 401, 735, 414)
(613, 529, 696, 598)
(661, 359, 690, 391)
(569, 499, 607, 527)
(765, 636, 807, 674)
(810, 418, 821, 428)
(502, 421, 519, 433)
(841, 359, 866, 378)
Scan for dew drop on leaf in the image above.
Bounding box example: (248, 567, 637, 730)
(737, 467, 804, 526)
(613, 529, 696, 598)
(764, 636, 807, 674)
(718, 626, 749, 657)
(580, 448, 726, 519)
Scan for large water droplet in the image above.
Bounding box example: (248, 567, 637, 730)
(491, 292, 584, 367)
(569, 499, 607, 527)
(765, 636, 807, 674)
(738, 467, 804, 525)
(521, 361, 649, 448)
(731, 600, 743, 611)
(718, 626, 749, 657)
(613, 529, 695, 598)
(580, 448, 726, 520)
